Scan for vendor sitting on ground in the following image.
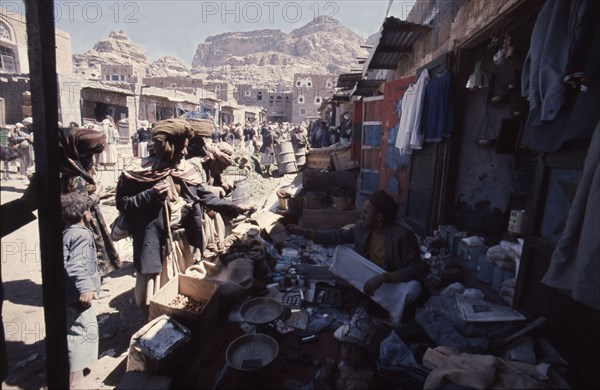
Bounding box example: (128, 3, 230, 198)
(286, 190, 426, 323)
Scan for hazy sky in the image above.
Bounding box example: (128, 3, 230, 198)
(6, 1, 416, 67)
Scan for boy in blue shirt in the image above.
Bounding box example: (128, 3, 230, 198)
(62, 192, 100, 389)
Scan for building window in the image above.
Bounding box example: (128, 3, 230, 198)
(296, 81, 301, 87)
(298, 95, 305, 104)
(0, 46, 16, 73)
(105, 75, 110, 81)
(120, 75, 126, 81)
(111, 75, 120, 81)
(299, 108, 306, 115)
(244, 90, 251, 97)
(314, 96, 322, 104)
(325, 79, 333, 89)
(0, 23, 12, 41)
(257, 91, 262, 100)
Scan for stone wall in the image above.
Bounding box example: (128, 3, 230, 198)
(394, 0, 524, 79)
(1, 7, 72, 75)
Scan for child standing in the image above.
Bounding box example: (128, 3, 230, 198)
(61, 192, 101, 389)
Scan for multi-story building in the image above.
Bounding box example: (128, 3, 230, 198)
(291, 73, 335, 125)
(0, 6, 72, 124)
(236, 83, 293, 123)
(100, 64, 145, 84)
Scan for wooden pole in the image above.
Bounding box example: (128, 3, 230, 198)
(23, 1, 69, 388)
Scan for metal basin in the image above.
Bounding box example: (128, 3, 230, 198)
(226, 333, 279, 371)
(240, 297, 283, 325)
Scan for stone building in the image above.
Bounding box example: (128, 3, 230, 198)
(0, 6, 72, 124)
(291, 73, 335, 125)
(100, 64, 145, 84)
(236, 83, 293, 123)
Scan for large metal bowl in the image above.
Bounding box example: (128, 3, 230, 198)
(240, 297, 283, 325)
(226, 333, 279, 371)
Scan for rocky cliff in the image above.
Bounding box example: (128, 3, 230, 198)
(192, 16, 367, 84)
(73, 16, 367, 85)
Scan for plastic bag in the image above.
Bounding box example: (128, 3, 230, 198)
(377, 330, 418, 370)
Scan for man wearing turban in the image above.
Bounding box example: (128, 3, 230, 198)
(286, 190, 425, 324)
(115, 119, 253, 315)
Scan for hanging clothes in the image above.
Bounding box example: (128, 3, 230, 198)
(422, 69, 454, 143)
(542, 121, 600, 311)
(521, 0, 597, 126)
(520, 0, 600, 152)
(394, 69, 429, 153)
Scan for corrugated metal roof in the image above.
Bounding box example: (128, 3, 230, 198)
(363, 17, 431, 74)
(336, 73, 363, 89)
(331, 91, 352, 102)
(351, 80, 385, 97)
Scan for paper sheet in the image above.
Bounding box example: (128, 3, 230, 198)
(330, 245, 420, 324)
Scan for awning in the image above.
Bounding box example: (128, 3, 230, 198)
(336, 73, 363, 89)
(351, 80, 385, 97)
(363, 16, 431, 75)
(331, 92, 351, 102)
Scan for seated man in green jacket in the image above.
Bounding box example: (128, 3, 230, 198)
(286, 190, 426, 323)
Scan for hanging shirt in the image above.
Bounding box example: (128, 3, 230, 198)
(395, 84, 416, 154)
(422, 69, 454, 143)
(406, 69, 430, 150)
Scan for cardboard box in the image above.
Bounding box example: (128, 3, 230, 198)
(149, 275, 220, 333)
(492, 265, 516, 292)
(438, 225, 457, 248)
(476, 255, 495, 284)
(126, 315, 191, 374)
(456, 240, 488, 270)
(450, 231, 467, 255)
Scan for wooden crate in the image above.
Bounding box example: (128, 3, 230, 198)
(302, 170, 358, 193)
(149, 275, 220, 333)
(305, 150, 331, 169)
(332, 146, 359, 171)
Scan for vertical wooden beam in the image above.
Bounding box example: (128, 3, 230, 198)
(23, 1, 69, 388)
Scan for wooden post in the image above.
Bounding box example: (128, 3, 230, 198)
(24, 1, 69, 388)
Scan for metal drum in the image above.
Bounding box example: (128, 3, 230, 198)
(293, 144, 307, 167)
(274, 142, 298, 174)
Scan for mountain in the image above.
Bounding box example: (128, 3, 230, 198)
(72, 30, 192, 79)
(72, 17, 367, 85)
(72, 30, 150, 79)
(191, 16, 368, 84)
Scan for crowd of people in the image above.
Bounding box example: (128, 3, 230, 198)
(127, 115, 353, 178)
(2, 112, 367, 388)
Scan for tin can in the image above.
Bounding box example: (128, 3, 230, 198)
(508, 210, 526, 234)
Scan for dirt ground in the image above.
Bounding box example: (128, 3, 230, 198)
(1, 161, 290, 389)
